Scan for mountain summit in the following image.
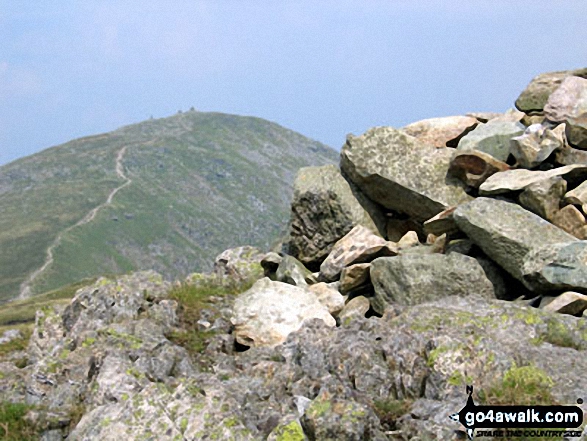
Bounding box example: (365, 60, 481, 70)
(0, 111, 336, 302)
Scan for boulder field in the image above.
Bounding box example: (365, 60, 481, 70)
(3, 68, 587, 440)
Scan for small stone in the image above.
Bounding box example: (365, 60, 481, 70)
(397, 231, 420, 249)
(510, 124, 566, 169)
(309, 283, 345, 316)
(276, 255, 314, 287)
(423, 207, 459, 236)
(260, 252, 282, 277)
(564, 180, 587, 214)
(551, 205, 587, 239)
(0, 329, 22, 345)
(338, 296, 370, 322)
(541, 291, 587, 316)
(339, 263, 371, 296)
(319, 225, 398, 282)
(555, 145, 587, 165)
(566, 115, 587, 150)
(448, 150, 510, 188)
(518, 176, 566, 221)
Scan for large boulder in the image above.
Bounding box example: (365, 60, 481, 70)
(231, 278, 335, 347)
(453, 197, 577, 287)
(284, 164, 386, 268)
(370, 253, 494, 313)
(402, 115, 478, 148)
(456, 119, 525, 162)
(341, 127, 472, 222)
(515, 68, 587, 113)
(544, 76, 587, 123)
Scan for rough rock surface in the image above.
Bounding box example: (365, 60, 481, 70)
(544, 75, 587, 123)
(231, 278, 335, 347)
(402, 115, 478, 148)
(319, 225, 398, 282)
(479, 164, 587, 195)
(567, 114, 587, 149)
(551, 204, 587, 239)
(453, 197, 576, 284)
(518, 176, 566, 221)
(284, 164, 386, 268)
(456, 119, 525, 162)
(370, 253, 494, 313)
(509, 123, 566, 169)
(213, 246, 264, 282)
(341, 127, 472, 222)
(541, 291, 587, 315)
(515, 68, 587, 113)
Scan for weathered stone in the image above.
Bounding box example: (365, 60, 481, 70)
(341, 127, 472, 222)
(339, 263, 371, 296)
(515, 68, 587, 113)
(448, 150, 510, 188)
(522, 241, 587, 293)
(510, 124, 566, 169)
(521, 113, 546, 127)
(540, 291, 587, 316)
(319, 225, 398, 282)
(544, 76, 587, 123)
(479, 164, 587, 195)
(551, 205, 587, 239)
(0, 329, 22, 345)
(555, 145, 587, 165)
(493, 108, 526, 123)
(370, 253, 494, 313)
(231, 278, 335, 347)
(566, 114, 587, 149)
(276, 255, 314, 287)
(397, 231, 420, 249)
(453, 198, 576, 283)
(518, 176, 566, 221)
(456, 119, 525, 162)
(338, 296, 370, 322)
(308, 283, 345, 316)
(213, 246, 264, 282)
(402, 115, 478, 148)
(284, 164, 386, 267)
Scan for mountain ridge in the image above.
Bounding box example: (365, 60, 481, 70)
(0, 110, 337, 302)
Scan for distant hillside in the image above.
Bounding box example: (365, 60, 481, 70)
(0, 111, 337, 302)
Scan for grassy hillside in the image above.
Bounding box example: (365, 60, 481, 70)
(0, 111, 337, 302)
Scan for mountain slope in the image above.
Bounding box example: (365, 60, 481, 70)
(0, 111, 337, 302)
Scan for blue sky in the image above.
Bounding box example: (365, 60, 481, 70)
(1, 1, 586, 165)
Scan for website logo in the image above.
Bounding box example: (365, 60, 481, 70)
(449, 385, 584, 440)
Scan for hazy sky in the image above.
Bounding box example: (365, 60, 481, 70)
(1, 1, 586, 165)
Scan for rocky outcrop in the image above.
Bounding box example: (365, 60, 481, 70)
(284, 164, 386, 268)
(341, 127, 472, 222)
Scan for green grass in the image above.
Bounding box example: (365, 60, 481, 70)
(372, 398, 412, 431)
(0, 111, 336, 301)
(0, 402, 38, 440)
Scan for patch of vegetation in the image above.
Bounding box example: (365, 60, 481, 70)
(372, 398, 412, 431)
(0, 326, 32, 357)
(271, 420, 306, 441)
(0, 402, 38, 440)
(478, 364, 556, 406)
(535, 318, 583, 350)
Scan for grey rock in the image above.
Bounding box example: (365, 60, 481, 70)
(522, 241, 587, 293)
(0, 329, 22, 345)
(555, 145, 587, 165)
(308, 283, 345, 316)
(397, 230, 420, 249)
(423, 207, 459, 236)
(479, 164, 587, 195)
(319, 225, 398, 282)
(338, 296, 371, 322)
(448, 149, 510, 188)
(453, 197, 576, 283)
(510, 123, 566, 169)
(370, 253, 494, 313)
(341, 127, 472, 222)
(540, 291, 587, 316)
(213, 246, 264, 282)
(515, 68, 587, 113)
(402, 115, 478, 148)
(339, 263, 371, 296)
(544, 76, 587, 123)
(231, 278, 335, 347)
(518, 176, 566, 221)
(565, 179, 587, 214)
(276, 255, 314, 287)
(260, 252, 282, 277)
(456, 119, 525, 162)
(284, 164, 386, 268)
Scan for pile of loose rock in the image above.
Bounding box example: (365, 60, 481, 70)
(2, 69, 587, 440)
